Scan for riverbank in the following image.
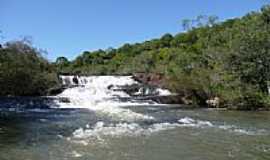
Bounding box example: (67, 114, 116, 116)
(131, 73, 270, 111)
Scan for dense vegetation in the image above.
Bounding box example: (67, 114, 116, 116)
(56, 6, 270, 110)
(0, 40, 59, 96)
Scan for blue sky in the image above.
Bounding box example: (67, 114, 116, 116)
(0, 0, 268, 61)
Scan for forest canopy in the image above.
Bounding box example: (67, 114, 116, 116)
(55, 5, 270, 109)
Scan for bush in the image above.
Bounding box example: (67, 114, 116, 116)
(0, 40, 59, 96)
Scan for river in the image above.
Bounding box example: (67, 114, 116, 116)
(0, 76, 269, 160)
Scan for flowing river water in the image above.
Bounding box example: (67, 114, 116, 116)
(0, 76, 270, 160)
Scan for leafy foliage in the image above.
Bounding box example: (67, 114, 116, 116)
(0, 40, 59, 96)
(53, 5, 270, 109)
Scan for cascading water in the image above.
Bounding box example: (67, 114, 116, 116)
(54, 75, 184, 142)
(53, 75, 268, 143)
(56, 75, 171, 121)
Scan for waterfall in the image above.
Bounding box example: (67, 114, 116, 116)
(55, 75, 172, 121)
(52, 75, 266, 143)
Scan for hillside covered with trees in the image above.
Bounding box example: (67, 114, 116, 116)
(55, 6, 270, 110)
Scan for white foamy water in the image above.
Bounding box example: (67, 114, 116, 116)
(54, 76, 267, 142)
(177, 117, 267, 136)
(71, 121, 180, 143)
(69, 117, 267, 144)
(55, 76, 172, 121)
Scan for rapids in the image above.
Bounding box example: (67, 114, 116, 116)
(56, 76, 170, 121)
(0, 76, 270, 160)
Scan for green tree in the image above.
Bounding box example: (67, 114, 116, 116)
(0, 40, 59, 96)
(56, 56, 69, 66)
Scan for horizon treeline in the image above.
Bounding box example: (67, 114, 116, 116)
(55, 5, 270, 110)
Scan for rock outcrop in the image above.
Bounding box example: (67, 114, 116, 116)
(132, 73, 166, 88)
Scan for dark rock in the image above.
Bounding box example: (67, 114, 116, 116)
(47, 86, 66, 96)
(108, 84, 142, 95)
(72, 76, 79, 85)
(118, 84, 141, 94)
(135, 95, 186, 104)
(58, 97, 70, 103)
(107, 84, 114, 90)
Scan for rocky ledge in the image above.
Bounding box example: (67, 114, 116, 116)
(132, 73, 213, 106)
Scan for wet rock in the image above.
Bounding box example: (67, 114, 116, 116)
(108, 84, 142, 95)
(58, 97, 70, 103)
(107, 84, 114, 90)
(72, 76, 79, 85)
(136, 95, 185, 104)
(47, 86, 66, 96)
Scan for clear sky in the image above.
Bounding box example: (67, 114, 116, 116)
(0, 0, 268, 61)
